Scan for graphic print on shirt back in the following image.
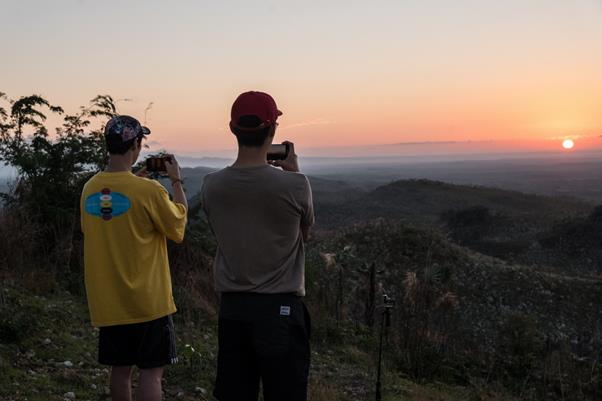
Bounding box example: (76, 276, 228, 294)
(85, 188, 131, 221)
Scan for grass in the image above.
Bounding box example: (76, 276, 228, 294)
(0, 283, 522, 401)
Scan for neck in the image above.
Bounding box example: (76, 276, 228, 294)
(105, 154, 133, 172)
(232, 145, 269, 168)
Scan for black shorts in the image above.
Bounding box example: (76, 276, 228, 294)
(213, 293, 311, 401)
(98, 314, 177, 369)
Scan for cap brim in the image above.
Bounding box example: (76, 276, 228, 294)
(277, 110, 283, 117)
(140, 126, 151, 136)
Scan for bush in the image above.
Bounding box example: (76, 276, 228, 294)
(0, 93, 115, 276)
(441, 205, 495, 243)
(496, 313, 542, 381)
(0, 291, 44, 343)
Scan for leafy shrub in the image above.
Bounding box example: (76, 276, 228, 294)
(441, 206, 495, 242)
(496, 313, 542, 381)
(0, 92, 115, 275)
(540, 205, 602, 254)
(0, 292, 44, 343)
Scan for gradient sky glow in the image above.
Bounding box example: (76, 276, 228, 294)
(1, 0, 601, 156)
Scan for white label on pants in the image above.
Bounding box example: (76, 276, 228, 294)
(280, 306, 291, 316)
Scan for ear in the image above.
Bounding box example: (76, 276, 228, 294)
(130, 138, 142, 157)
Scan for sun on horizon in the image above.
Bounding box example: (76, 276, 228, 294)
(562, 139, 575, 150)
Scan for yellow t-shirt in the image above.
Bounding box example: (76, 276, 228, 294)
(80, 171, 187, 327)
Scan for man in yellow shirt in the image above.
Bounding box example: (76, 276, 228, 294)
(80, 115, 188, 401)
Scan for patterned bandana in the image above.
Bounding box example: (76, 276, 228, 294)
(104, 115, 151, 142)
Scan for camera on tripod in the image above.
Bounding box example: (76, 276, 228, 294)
(382, 294, 395, 309)
(375, 293, 395, 401)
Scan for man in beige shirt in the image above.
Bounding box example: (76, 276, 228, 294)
(201, 91, 314, 401)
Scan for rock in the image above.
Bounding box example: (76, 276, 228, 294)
(194, 387, 207, 395)
(176, 391, 185, 398)
(90, 384, 97, 390)
(42, 338, 52, 345)
(64, 361, 74, 367)
(64, 392, 75, 399)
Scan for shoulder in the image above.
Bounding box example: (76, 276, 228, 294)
(201, 169, 224, 189)
(81, 173, 102, 195)
(279, 170, 311, 190)
(202, 169, 220, 182)
(267, 169, 312, 199)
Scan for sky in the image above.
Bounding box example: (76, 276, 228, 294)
(1, 0, 601, 157)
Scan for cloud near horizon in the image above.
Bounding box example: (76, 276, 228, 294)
(280, 118, 336, 131)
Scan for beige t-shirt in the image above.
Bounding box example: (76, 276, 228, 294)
(200, 165, 314, 296)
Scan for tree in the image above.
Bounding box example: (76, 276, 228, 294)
(0, 92, 117, 272)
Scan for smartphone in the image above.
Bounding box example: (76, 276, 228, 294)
(267, 143, 290, 161)
(146, 156, 172, 174)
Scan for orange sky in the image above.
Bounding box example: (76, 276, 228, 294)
(1, 1, 601, 157)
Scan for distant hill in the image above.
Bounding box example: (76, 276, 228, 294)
(315, 178, 591, 228)
(181, 166, 218, 197)
(305, 156, 602, 203)
(311, 179, 597, 274)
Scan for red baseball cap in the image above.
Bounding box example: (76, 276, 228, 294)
(230, 91, 283, 131)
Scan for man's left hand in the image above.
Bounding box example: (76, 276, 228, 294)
(269, 141, 300, 172)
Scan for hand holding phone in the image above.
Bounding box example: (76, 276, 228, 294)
(164, 154, 182, 182)
(269, 141, 299, 172)
(267, 143, 290, 161)
(145, 155, 173, 177)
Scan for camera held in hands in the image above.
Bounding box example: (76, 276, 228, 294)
(267, 143, 290, 161)
(145, 155, 173, 177)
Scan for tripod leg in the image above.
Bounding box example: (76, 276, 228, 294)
(375, 310, 385, 401)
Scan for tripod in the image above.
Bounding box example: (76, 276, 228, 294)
(375, 294, 394, 401)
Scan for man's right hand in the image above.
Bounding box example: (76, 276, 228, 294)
(164, 154, 188, 210)
(269, 141, 300, 172)
(165, 155, 182, 182)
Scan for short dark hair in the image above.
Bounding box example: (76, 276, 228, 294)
(106, 135, 143, 155)
(231, 115, 273, 147)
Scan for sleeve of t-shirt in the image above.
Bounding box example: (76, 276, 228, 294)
(148, 182, 188, 243)
(299, 175, 315, 227)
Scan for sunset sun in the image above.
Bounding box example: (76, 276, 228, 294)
(562, 139, 575, 150)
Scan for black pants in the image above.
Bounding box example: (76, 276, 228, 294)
(213, 293, 311, 401)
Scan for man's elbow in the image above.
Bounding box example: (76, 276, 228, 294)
(171, 234, 185, 244)
(168, 222, 187, 244)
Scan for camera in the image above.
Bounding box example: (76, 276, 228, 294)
(145, 155, 172, 176)
(267, 143, 290, 161)
(382, 294, 395, 309)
